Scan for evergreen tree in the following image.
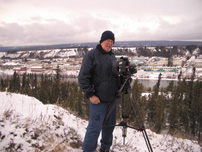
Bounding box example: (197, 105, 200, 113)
(0, 78, 6, 91)
(132, 79, 144, 101)
(32, 74, 38, 97)
(189, 80, 202, 137)
(166, 80, 175, 93)
(131, 79, 145, 126)
(61, 82, 69, 102)
(147, 93, 156, 127)
(67, 85, 75, 109)
(153, 73, 162, 97)
(179, 79, 189, 131)
(20, 73, 27, 94)
(52, 66, 61, 104)
(167, 78, 188, 134)
(147, 73, 162, 127)
(25, 74, 33, 96)
(154, 95, 165, 133)
(197, 85, 202, 142)
(8, 71, 20, 92)
(38, 87, 49, 104)
(76, 88, 83, 117)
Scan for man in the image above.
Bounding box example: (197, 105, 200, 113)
(78, 30, 120, 152)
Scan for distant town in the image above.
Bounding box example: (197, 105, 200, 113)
(0, 45, 202, 80)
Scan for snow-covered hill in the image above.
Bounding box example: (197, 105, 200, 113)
(0, 92, 201, 152)
(1, 45, 201, 59)
(1, 49, 78, 59)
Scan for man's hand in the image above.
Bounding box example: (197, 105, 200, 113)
(89, 95, 100, 104)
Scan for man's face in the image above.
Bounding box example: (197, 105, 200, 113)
(101, 39, 114, 53)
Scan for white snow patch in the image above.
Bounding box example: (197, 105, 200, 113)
(0, 92, 201, 152)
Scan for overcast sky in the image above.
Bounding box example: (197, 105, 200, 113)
(0, 0, 202, 46)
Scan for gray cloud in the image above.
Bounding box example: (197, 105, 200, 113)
(0, 0, 202, 46)
(0, 17, 112, 46)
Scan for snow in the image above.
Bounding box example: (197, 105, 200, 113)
(0, 92, 201, 152)
(0, 52, 5, 58)
(2, 62, 20, 66)
(43, 49, 61, 58)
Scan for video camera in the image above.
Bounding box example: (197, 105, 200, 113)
(112, 56, 137, 76)
(112, 57, 137, 92)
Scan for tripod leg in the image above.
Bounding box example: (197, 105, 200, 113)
(142, 130, 153, 152)
(128, 89, 153, 152)
(103, 77, 130, 126)
(122, 126, 127, 145)
(103, 97, 118, 126)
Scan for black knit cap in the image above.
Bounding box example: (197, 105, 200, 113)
(99, 30, 115, 44)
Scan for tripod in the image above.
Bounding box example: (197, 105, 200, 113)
(103, 76, 153, 152)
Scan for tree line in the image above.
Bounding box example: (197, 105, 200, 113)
(0, 70, 90, 119)
(0, 69, 201, 143)
(131, 70, 202, 143)
(112, 45, 202, 58)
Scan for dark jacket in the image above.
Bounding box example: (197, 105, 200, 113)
(78, 44, 119, 103)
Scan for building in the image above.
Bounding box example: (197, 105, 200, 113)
(195, 58, 202, 68)
(13, 67, 27, 72)
(145, 66, 180, 73)
(173, 58, 184, 66)
(31, 66, 45, 72)
(148, 57, 168, 66)
(2, 62, 21, 69)
(130, 56, 146, 66)
(63, 65, 81, 71)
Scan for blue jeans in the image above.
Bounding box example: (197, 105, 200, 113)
(82, 101, 117, 152)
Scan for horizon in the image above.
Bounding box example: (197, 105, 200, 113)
(1, 40, 202, 48)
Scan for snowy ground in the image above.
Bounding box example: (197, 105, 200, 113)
(0, 92, 201, 152)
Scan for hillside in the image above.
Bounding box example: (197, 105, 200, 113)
(1, 45, 202, 59)
(0, 92, 201, 152)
